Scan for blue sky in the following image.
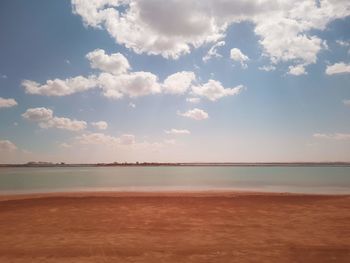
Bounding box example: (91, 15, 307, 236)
(0, 0, 350, 163)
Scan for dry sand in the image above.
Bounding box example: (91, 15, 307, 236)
(0, 192, 349, 262)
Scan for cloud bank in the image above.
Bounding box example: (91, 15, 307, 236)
(23, 49, 244, 101)
(22, 107, 87, 131)
(71, 0, 350, 73)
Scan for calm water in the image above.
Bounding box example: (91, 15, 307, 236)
(0, 166, 349, 195)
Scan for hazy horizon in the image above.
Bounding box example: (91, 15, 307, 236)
(1, 1, 350, 163)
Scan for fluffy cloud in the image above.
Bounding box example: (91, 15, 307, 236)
(203, 41, 225, 62)
(252, 0, 350, 70)
(91, 121, 108, 130)
(192, 80, 243, 101)
(0, 97, 17, 108)
(22, 107, 87, 131)
(325, 62, 350, 75)
(23, 49, 244, 101)
(22, 107, 53, 122)
(178, 108, 208, 120)
(22, 76, 97, 96)
(288, 64, 306, 76)
(22, 49, 161, 99)
(86, 49, 130, 75)
(313, 133, 350, 140)
(98, 71, 161, 98)
(71, 0, 350, 71)
(230, 48, 249, 68)
(39, 118, 86, 131)
(72, 0, 224, 59)
(255, 20, 325, 67)
(165, 129, 190, 135)
(0, 140, 17, 152)
(162, 71, 196, 94)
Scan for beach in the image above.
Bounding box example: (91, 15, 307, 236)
(0, 192, 349, 262)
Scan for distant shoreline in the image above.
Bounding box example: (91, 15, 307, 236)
(1, 190, 349, 202)
(1, 162, 350, 168)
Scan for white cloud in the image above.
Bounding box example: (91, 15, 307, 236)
(192, 80, 243, 101)
(71, 0, 350, 72)
(255, 19, 326, 67)
(325, 62, 350, 75)
(258, 65, 276, 72)
(22, 48, 239, 101)
(203, 41, 225, 62)
(22, 107, 87, 131)
(0, 140, 17, 152)
(1, 74, 7, 79)
(186, 97, 200, 104)
(39, 117, 87, 131)
(162, 71, 196, 94)
(313, 133, 350, 140)
(86, 49, 130, 75)
(22, 107, 53, 122)
(22, 76, 97, 96)
(98, 71, 161, 98)
(165, 129, 190, 135)
(343, 100, 350, 107)
(0, 97, 17, 108)
(72, 0, 224, 59)
(178, 108, 208, 120)
(252, 0, 350, 70)
(76, 132, 135, 146)
(91, 121, 108, 130)
(230, 48, 249, 68)
(336, 40, 350, 47)
(288, 64, 306, 76)
(129, 102, 136, 108)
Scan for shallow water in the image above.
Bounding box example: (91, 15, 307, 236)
(0, 166, 349, 194)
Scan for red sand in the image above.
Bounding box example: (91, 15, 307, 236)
(0, 192, 349, 262)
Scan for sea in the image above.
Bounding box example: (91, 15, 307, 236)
(0, 166, 349, 195)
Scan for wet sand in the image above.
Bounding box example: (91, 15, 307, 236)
(0, 192, 349, 262)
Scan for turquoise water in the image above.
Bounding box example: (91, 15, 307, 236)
(0, 166, 349, 194)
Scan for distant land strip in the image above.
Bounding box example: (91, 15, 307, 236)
(1, 162, 350, 167)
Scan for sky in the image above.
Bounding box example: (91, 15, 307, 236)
(0, 0, 350, 163)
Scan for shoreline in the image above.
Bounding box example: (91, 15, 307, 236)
(1, 190, 349, 202)
(2, 162, 350, 168)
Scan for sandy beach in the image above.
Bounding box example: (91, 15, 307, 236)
(0, 192, 349, 263)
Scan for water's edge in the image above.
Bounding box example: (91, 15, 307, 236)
(1, 166, 349, 195)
